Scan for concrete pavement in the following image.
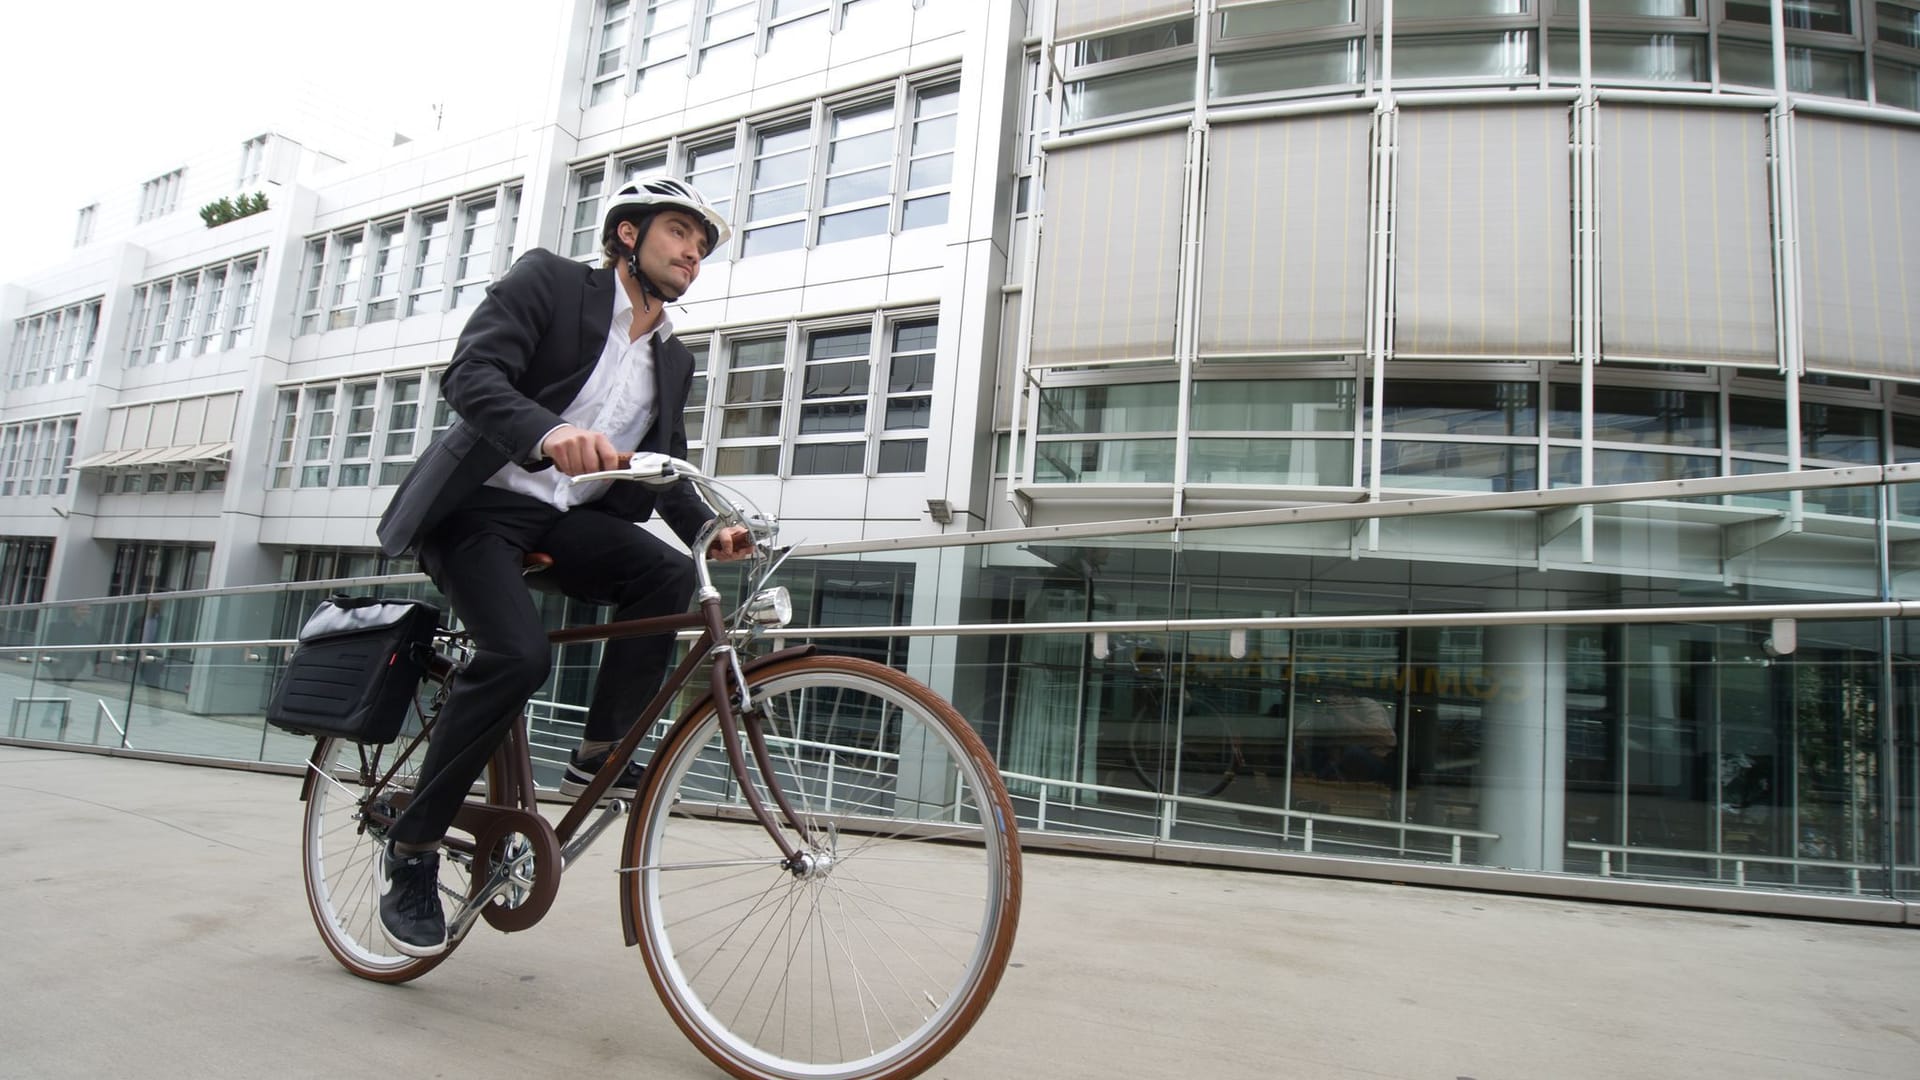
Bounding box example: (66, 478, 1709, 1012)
(2, 744, 1917, 1080)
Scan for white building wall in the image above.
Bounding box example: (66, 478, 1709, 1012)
(0, 0, 1020, 602)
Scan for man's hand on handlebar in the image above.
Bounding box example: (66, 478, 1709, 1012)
(540, 424, 622, 476)
(708, 525, 755, 562)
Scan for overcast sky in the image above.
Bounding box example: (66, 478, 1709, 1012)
(0, 0, 562, 282)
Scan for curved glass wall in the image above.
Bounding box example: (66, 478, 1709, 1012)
(1056, 1, 1920, 119)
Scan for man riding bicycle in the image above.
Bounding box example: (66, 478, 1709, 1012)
(372, 177, 752, 956)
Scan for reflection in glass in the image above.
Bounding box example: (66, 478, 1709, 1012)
(1380, 32, 1536, 80)
(1720, 40, 1866, 99)
(1213, 39, 1365, 97)
(1064, 63, 1196, 124)
(1188, 437, 1355, 485)
(1218, 0, 1355, 39)
(1546, 32, 1706, 82)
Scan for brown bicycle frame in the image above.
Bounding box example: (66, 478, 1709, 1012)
(316, 588, 819, 932)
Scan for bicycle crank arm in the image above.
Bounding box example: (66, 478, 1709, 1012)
(561, 798, 626, 867)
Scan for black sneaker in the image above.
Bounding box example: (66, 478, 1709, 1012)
(377, 841, 448, 958)
(559, 748, 645, 801)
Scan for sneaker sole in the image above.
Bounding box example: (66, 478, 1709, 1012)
(559, 777, 638, 801)
(380, 922, 449, 959)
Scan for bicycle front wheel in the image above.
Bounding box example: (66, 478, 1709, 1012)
(624, 654, 1022, 1080)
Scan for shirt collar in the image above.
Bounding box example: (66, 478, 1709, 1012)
(612, 278, 674, 343)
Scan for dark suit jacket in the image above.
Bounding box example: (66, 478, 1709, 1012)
(376, 248, 712, 557)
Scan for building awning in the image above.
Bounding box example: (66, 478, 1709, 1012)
(72, 449, 146, 469)
(73, 442, 234, 470)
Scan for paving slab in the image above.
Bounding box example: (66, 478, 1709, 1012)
(2, 745, 1917, 1080)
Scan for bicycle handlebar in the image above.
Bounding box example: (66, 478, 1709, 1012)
(567, 452, 787, 608)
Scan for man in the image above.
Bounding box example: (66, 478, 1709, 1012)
(372, 176, 752, 956)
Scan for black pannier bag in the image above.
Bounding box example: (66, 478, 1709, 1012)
(267, 596, 440, 744)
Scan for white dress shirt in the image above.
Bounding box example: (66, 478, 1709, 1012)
(484, 281, 670, 511)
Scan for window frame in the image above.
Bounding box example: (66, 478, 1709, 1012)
(559, 68, 963, 264)
(269, 369, 454, 490)
(127, 253, 267, 364)
(294, 182, 524, 334)
(696, 306, 940, 479)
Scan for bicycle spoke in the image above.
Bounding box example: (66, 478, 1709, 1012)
(629, 655, 1020, 1080)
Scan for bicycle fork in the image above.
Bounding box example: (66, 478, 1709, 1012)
(699, 603, 821, 878)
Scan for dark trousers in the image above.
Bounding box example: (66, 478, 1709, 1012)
(389, 487, 696, 847)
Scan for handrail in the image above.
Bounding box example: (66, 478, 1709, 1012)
(1567, 841, 1918, 896)
(4, 464, 1919, 611)
(6, 598, 1916, 656)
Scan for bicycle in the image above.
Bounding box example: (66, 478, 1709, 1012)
(297, 453, 1023, 1080)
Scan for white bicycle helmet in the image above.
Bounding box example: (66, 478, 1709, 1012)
(600, 175, 733, 257)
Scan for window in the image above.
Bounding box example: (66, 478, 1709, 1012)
(381, 376, 424, 484)
(74, 204, 96, 247)
(684, 340, 711, 461)
(569, 169, 606, 259)
(880, 319, 936, 472)
(452, 198, 499, 308)
(716, 335, 788, 475)
(0, 417, 78, 497)
(327, 230, 366, 330)
(297, 238, 327, 334)
(237, 135, 269, 188)
(127, 254, 264, 364)
(338, 381, 379, 485)
(108, 542, 212, 596)
(226, 258, 260, 350)
(590, 0, 633, 106)
(702, 311, 939, 477)
(1726, 0, 1849, 34)
(197, 266, 228, 353)
(9, 299, 101, 387)
(146, 281, 175, 363)
(636, 0, 692, 94)
(294, 182, 523, 333)
(167, 274, 199, 361)
(502, 185, 523, 267)
(0, 537, 53, 605)
(795, 326, 873, 474)
(566, 71, 959, 262)
(684, 139, 737, 260)
(409, 210, 452, 315)
(278, 547, 417, 582)
(271, 389, 300, 488)
(820, 99, 897, 244)
(1370, 380, 1535, 491)
(300, 386, 339, 487)
(745, 120, 812, 255)
(768, 0, 830, 48)
(697, 0, 756, 70)
(138, 169, 185, 223)
(1062, 19, 1197, 126)
(903, 82, 958, 230)
(366, 220, 406, 322)
(1033, 381, 1180, 483)
(271, 371, 452, 489)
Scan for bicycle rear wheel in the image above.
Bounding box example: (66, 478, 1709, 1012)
(624, 654, 1021, 1080)
(302, 733, 493, 982)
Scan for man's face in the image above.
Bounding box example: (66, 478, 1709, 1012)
(627, 209, 708, 300)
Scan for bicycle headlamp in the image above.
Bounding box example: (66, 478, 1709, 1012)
(745, 587, 792, 628)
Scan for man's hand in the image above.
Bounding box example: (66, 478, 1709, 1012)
(541, 424, 621, 476)
(708, 525, 755, 562)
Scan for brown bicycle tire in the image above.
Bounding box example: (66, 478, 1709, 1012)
(301, 734, 505, 983)
(622, 653, 1022, 1080)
